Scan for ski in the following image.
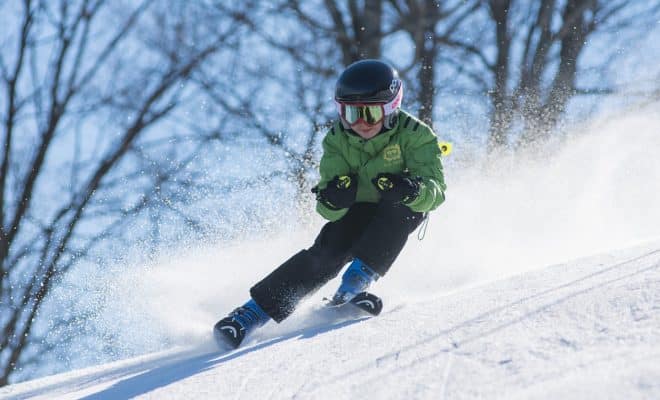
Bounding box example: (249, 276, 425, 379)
(213, 317, 245, 351)
(324, 291, 383, 316)
(349, 292, 383, 316)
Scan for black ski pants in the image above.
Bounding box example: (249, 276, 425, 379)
(250, 202, 425, 322)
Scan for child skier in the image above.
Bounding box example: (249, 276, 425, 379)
(214, 59, 446, 349)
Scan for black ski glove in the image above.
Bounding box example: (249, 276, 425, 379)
(372, 173, 421, 205)
(312, 174, 358, 210)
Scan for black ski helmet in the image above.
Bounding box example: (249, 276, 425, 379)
(335, 59, 403, 129)
(335, 59, 402, 103)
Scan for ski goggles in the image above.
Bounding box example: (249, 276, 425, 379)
(335, 85, 403, 126)
(337, 103, 385, 125)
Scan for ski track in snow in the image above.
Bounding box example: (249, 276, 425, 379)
(2, 241, 659, 399)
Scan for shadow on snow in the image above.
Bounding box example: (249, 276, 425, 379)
(75, 317, 367, 400)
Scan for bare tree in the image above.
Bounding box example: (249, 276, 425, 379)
(219, 0, 659, 162)
(0, 0, 241, 385)
(441, 0, 660, 150)
(290, 0, 384, 63)
(387, 0, 480, 125)
(282, 1, 478, 127)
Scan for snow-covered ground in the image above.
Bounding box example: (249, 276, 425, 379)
(2, 107, 660, 399)
(2, 239, 659, 399)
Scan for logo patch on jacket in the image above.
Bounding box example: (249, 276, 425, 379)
(383, 144, 402, 162)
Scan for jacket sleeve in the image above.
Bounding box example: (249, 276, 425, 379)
(403, 127, 447, 213)
(315, 130, 352, 221)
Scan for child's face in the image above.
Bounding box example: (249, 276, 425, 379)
(352, 120, 383, 140)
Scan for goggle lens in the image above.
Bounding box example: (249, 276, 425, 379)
(342, 104, 384, 125)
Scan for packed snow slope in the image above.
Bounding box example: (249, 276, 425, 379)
(2, 240, 660, 399)
(2, 106, 660, 398)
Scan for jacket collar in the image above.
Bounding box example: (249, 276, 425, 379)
(342, 119, 400, 157)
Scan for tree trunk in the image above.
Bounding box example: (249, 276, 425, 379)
(487, 0, 513, 150)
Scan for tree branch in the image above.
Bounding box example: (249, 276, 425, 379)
(1, 0, 35, 260)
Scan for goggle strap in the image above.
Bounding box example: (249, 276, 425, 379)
(383, 85, 403, 115)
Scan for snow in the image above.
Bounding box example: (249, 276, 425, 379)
(2, 107, 660, 399)
(2, 240, 659, 399)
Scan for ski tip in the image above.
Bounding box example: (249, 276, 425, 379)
(213, 319, 244, 351)
(321, 292, 383, 315)
(350, 292, 383, 316)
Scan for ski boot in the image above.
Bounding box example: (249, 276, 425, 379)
(329, 258, 379, 306)
(213, 298, 270, 350)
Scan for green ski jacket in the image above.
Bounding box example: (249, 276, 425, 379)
(315, 110, 446, 221)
